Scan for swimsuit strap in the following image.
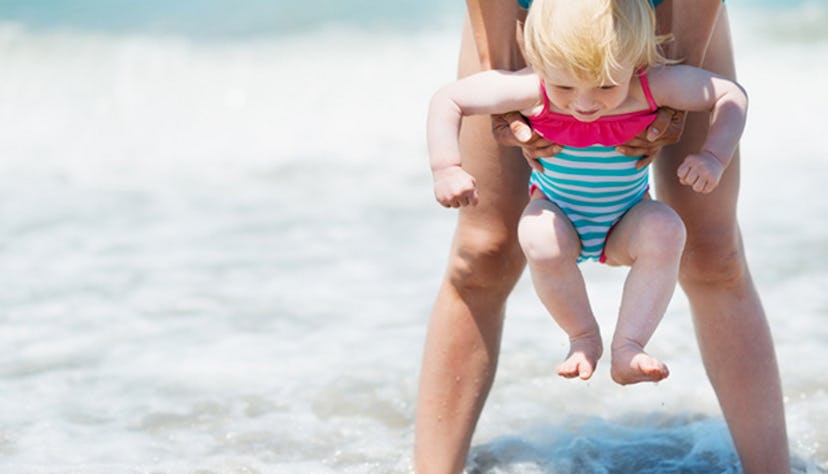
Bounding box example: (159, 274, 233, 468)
(637, 69, 658, 112)
(539, 80, 551, 112)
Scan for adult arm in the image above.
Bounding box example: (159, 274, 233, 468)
(465, 0, 524, 71)
(659, 0, 723, 68)
(466, 1, 559, 170)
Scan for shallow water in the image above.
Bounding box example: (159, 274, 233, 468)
(0, 1, 826, 472)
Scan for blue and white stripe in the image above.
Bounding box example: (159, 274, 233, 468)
(529, 145, 649, 262)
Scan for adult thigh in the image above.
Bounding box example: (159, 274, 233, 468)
(651, 7, 746, 287)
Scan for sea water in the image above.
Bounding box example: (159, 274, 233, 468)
(0, 1, 826, 472)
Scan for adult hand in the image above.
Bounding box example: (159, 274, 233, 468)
(616, 107, 687, 169)
(491, 111, 562, 172)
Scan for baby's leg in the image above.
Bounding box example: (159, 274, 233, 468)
(518, 195, 603, 380)
(603, 199, 686, 385)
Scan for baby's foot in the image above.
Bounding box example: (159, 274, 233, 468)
(610, 344, 669, 385)
(557, 332, 603, 380)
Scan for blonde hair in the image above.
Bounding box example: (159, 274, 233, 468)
(522, 0, 671, 85)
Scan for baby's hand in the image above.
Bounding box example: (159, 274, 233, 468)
(433, 165, 479, 208)
(677, 151, 725, 194)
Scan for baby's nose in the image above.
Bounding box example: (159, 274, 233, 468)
(574, 96, 598, 109)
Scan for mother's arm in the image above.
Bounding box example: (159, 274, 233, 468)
(658, 0, 723, 68)
(465, 0, 524, 71)
(466, 1, 561, 170)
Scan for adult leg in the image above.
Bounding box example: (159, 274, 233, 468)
(602, 199, 686, 385)
(652, 8, 790, 473)
(518, 195, 602, 380)
(414, 14, 531, 474)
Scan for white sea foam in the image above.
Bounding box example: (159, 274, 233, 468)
(0, 3, 826, 472)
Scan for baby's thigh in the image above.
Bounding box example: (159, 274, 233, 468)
(603, 200, 686, 266)
(517, 197, 581, 263)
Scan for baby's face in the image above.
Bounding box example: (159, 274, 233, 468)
(542, 62, 635, 122)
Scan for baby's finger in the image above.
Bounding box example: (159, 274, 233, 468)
(680, 167, 698, 187)
(676, 163, 690, 182)
(469, 189, 480, 206)
(702, 180, 718, 194)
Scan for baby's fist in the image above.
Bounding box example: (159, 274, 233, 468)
(433, 166, 479, 208)
(677, 151, 725, 194)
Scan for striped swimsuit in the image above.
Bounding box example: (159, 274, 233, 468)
(526, 73, 658, 263)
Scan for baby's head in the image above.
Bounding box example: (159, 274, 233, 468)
(522, 0, 668, 87)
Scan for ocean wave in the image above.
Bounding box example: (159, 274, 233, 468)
(0, 0, 463, 38)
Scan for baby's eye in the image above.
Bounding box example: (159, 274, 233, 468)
(599, 85, 617, 90)
(553, 85, 574, 91)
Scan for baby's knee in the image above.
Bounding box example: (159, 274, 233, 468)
(517, 214, 578, 266)
(637, 206, 687, 258)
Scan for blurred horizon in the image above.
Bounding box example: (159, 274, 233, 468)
(0, 0, 825, 39)
(0, 0, 463, 37)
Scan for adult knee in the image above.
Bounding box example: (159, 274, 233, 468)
(446, 230, 526, 297)
(679, 237, 748, 290)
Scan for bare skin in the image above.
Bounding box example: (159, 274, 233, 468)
(654, 8, 789, 472)
(611, 346, 670, 384)
(414, 2, 789, 473)
(557, 330, 603, 380)
(517, 192, 684, 385)
(414, 7, 528, 473)
(517, 193, 603, 380)
(602, 200, 686, 386)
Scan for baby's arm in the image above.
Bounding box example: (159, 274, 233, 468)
(427, 68, 541, 207)
(648, 65, 748, 193)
